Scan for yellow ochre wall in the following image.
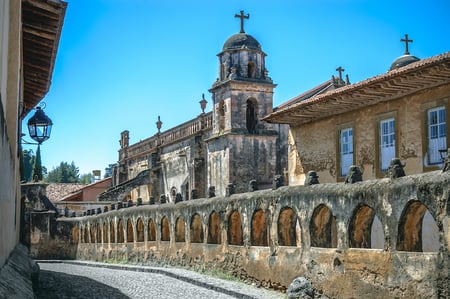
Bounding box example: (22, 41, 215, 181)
(288, 83, 450, 185)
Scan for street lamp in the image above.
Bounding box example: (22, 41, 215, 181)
(22, 103, 53, 182)
(27, 105, 53, 144)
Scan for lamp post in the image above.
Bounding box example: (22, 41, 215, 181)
(23, 103, 53, 182)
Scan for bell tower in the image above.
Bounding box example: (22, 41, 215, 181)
(206, 11, 278, 196)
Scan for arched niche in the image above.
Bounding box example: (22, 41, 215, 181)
(102, 223, 108, 243)
(190, 214, 204, 243)
(207, 211, 221, 244)
(110, 221, 115, 243)
(148, 219, 156, 241)
(228, 210, 243, 246)
(72, 226, 79, 244)
(161, 217, 170, 241)
(126, 219, 133, 243)
(397, 200, 440, 252)
(278, 207, 298, 247)
(251, 209, 268, 246)
(309, 204, 337, 248)
(117, 219, 125, 243)
(348, 204, 385, 249)
(175, 217, 186, 242)
(136, 217, 144, 242)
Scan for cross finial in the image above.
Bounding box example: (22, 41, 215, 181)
(235, 10, 250, 33)
(336, 66, 345, 81)
(400, 34, 413, 55)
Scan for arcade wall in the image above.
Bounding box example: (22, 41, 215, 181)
(65, 171, 450, 298)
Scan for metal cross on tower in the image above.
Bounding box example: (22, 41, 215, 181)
(336, 66, 345, 81)
(235, 10, 250, 33)
(400, 34, 413, 55)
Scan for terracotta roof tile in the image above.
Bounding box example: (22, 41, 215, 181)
(46, 183, 86, 201)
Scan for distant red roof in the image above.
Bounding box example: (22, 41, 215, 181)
(46, 183, 86, 201)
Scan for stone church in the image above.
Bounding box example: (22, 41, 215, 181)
(102, 12, 288, 203)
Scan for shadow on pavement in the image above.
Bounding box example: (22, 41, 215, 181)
(34, 270, 129, 299)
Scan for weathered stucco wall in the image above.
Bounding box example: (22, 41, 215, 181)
(207, 133, 278, 195)
(69, 171, 450, 298)
(290, 84, 450, 184)
(0, 0, 21, 269)
(29, 212, 77, 260)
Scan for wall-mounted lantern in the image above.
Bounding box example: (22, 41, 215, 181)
(27, 105, 53, 144)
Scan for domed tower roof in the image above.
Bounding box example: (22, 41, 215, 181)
(389, 54, 420, 71)
(222, 33, 261, 51)
(389, 34, 420, 71)
(213, 10, 273, 85)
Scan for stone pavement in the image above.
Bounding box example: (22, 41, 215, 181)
(35, 261, 285, 299)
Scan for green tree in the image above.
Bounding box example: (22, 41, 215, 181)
(21, 149, 34, 182)
(79, 173, 93, 184)
(104, 163, 116, 178)
(32, 145, 43, 181)
(45, 161, 80, 183)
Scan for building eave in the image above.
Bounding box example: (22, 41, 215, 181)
(264, 52, 450, 126)
(21, 0, 67, 118)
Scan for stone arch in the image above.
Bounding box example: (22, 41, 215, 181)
(175, 217, 186, 242)
(207, 211, 221, 244)
(102, 222, 108, 243)
(90, 224, 95, 243)
(248, 61, 255, 78)
(251, 209, 268, 246)
(219, 99, 225, 131)
(349, 204, 385, 249)
(220, 63, 226, 80)
(310, 204, 337, 248)
(136, 217, 144, 242)
(110, 221, 115, 243)
(397, 200, 440, 252)
(83, 226, 88, 243)
(72, 226, 79, 243)
(161, 216, 170, 241)
(246, 98, 258, 134)
(148, 219, 156, 241)
(126, 219, 133, 243)
(85, 226, 90, 243)
(96, 223, 101, 244)
(117, 219, 125, 243)
(228, 210, 243, 245)
(277, 207, 298, 247)
(190, 213, 204, 243)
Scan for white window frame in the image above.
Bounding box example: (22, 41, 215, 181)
(379, 118, 395, 171)
(340, 128, 353, 176)
(427, 106, 446, 165)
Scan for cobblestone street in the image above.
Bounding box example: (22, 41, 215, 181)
(35, 262, 284, 299)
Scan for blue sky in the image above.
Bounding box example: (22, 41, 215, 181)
(22, 0, 450, 176)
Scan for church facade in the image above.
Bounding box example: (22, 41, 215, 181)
(107, 13, 288, 203)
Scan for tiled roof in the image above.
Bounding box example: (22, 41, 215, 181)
(264, 52, 450, 125)
(275, 79, 345, 110)
(46, 183, 86, 201)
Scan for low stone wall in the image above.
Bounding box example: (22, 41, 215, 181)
(69, 171, 450, 297)
(30, 212, 78, 260)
